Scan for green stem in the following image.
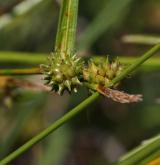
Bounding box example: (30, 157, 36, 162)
(118, 134, 160, 165)
(0, 44, 159, 165)
(54, 0, 78, 54)
(0, 51, 46, 65)
(0, 92, 99, 165)
(0, 68, 41, 75)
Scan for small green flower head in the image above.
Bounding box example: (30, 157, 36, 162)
(41, 52, 83, 95)
(83, 57, 123, 88)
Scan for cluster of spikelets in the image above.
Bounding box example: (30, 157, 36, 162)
(83, 58, 123, 88)
(41, 52, 83, 94)
(41, 53, 123, 94)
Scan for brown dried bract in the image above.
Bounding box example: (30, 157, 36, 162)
(97, 85, 143, 103)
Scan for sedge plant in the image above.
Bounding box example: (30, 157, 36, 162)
(0, 0, 160, 164)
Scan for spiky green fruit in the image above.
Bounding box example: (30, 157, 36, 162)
(41, 52, 83, 95)
(83, 57, 123, 88)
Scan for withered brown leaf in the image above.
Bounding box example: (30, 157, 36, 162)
(97, 85, 143, 103)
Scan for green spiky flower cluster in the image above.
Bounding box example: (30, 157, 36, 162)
(41, 54, 123, 94)
(83, 58, 123, 88)
(41, 52, 83, 94)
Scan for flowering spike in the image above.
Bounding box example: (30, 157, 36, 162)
(41, 53, 83, 94)
(83, 57, 123, 88)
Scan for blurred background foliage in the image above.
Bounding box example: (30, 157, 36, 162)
(0, 0, 160, 164)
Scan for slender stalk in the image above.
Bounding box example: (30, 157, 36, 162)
(0, 51, 46, 65)
(0, 68, 41, 75)
(0, 44, 159, 165)
(54, 0, 78, 54)
(0, 92, 99, 165)
(118, 134, 160, 165)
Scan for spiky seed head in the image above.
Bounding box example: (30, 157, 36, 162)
(41, 52, 83, 95)
(83, 57, 123, 88)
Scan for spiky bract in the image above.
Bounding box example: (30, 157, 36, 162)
(41, 52, 83, 95)
(83, 57, 123, 88)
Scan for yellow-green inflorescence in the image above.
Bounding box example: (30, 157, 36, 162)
(41, 51, 83, 95)
(41, 54, 123, 94)
(83, 57, 123, 89)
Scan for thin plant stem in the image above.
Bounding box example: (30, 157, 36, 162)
(0, 51, 46, 65)
(0, 92, 99, 165)
(54, 0, 78, 54)
(0, 44, 159, 165)
(0, 68, 41, 75)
